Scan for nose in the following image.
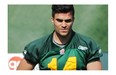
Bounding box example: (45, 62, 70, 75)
(61, 21, 67, 28)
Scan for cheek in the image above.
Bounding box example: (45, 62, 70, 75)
(54, 25, 60, 30)
(53, 21, 61, 28)
(67, 23, 73, 28)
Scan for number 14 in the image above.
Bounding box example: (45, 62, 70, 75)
(48, 57, 77, 70)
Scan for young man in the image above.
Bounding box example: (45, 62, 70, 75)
(17, 5, 103, 70)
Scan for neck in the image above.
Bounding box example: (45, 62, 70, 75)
(53, 31, 72, 45)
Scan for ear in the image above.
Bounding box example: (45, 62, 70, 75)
(51, 17, 54, 23)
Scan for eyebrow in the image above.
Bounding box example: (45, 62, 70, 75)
(56, 19, 72, 23)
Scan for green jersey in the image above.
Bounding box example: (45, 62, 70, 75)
(23, 31, 103, 70)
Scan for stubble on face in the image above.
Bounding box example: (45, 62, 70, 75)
(52, 12, 74, 38)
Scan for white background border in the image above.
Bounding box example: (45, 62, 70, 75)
(0, 0, 115, 75)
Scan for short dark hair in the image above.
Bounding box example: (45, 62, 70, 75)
(52, 5, 75, 18)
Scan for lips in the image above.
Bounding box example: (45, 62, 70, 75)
(61, 29, 68, 32)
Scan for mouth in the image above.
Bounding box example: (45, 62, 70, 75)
(61, 29, 68, 33)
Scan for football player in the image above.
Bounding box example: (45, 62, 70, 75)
(17, 5, 103, 70)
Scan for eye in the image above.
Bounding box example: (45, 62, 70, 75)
(65, 19, 72, 23)
(56, 19, 63, 22)
(56, 19, 73, 23)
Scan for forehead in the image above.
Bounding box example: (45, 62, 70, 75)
(54, 12, 73, 19)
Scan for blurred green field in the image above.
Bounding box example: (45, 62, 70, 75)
(8, 5, 108, 53)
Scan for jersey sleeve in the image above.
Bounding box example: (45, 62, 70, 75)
(87, 38, 103, 63)
(23, 42, 39, 65)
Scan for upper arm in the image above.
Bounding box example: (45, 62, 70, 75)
(17, 58, 35, 70)
(87, 60, 102, 70)
(86, 38, 103, 70)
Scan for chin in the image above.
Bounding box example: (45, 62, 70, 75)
(55, 31, 69, 37)
(60, 33, 69, 37)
